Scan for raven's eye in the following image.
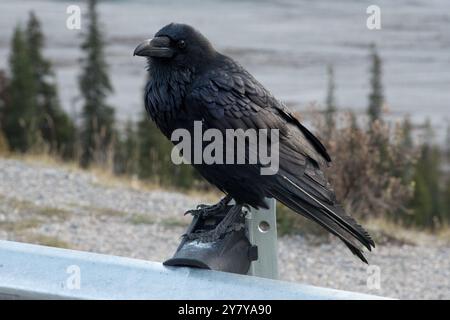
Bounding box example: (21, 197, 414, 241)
(177, 40, 186, 49)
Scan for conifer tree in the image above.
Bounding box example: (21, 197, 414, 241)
(0, 71, 9, 154)
(123, 119, 139, 175)
(367, 43, 384, 124)
(422, 118, 434, 143)
(349, 110, 358, 131)
(137, 110, 172, 183)
(3, 25, 38, 152)
(445, 122, 450, 163)
(0, 70, 9, 132)
(113, 119, 139, 175)
(324, 64, 337, 134)
(443, 178, 450, 223)
(394, 115, 416, 188)
(78, 0, 115, 167)
(136, 108, 198, 188)
(26, 12, 76, 158)
(401, 116, 414, 150)
(410, 120, 444, 228)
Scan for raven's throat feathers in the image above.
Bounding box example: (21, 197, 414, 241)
(144, 65, 194, 135)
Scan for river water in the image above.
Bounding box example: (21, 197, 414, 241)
(0, 0, 449, 141)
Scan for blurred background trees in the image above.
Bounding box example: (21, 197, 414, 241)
(27, 12, 76, 159)
(3, 25, 38, 152)
(78, 0, 115, 168)
(367, 43, 384, 125)
(0, 71, 10, 154)
(278, 43, 449, 232)
(0, 5, 448, 231)
(324, 64, 336, 138)
(1, 13, 75, 157)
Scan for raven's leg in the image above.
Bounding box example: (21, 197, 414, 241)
(184, 194, 233, 218)
(185, 204, 244, 242)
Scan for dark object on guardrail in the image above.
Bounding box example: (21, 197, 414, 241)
(165, 198, 278, 279)
(164, 205, 257, 274)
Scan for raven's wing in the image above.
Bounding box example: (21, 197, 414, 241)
(187, 57, 374, 262)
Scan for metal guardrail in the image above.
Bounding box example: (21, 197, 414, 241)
(246, 198, 278, 279)
(0, 240, 385, 300)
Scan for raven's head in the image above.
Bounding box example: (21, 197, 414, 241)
(134, 23, 216, 68)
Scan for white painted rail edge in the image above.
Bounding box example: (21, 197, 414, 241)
(0, 240, 386, 300)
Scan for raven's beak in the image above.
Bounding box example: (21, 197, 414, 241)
(133, 36, 174, 58)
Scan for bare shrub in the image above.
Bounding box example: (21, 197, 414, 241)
(313, 111, 416, 220)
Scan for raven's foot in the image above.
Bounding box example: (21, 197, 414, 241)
(184, 194, 232, 218)
(185, 204, 244, 242)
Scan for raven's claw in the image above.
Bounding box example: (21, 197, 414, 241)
(184, 205, 244, 242)
(184, 195, 232, 218)
(184, 202, 225, 217)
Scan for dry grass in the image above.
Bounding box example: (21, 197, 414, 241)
(127, 214, 155, 225)
(6, 152, 219, 201)
(22, 234, 71, 249)
(35, 206, 71, 220)
(0, 195, 71, 221)
(7, 152, 159, 191)
(86, 206, 128, 217)
(364, 217, 450, 246)
(0, 218, 42, 232)
(434, 227, 450, 243)
(276, 200, 450, 246)
(160, 217, 189, 228)
(0, 131, 9, 156)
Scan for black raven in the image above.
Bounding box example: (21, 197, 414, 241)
(134, 23, 374, 263)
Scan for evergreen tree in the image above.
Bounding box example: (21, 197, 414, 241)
(123, 119, 139, 175)
(137, 110, 173, 184)
(401, 116, 414, 150)
(410, 120, 444, 228)
(113, 119, 139, 175)
(324, 64, 337, 134)
(443, 178, 450, 223)
(367, 43, 384, 124)
(411, 168, 433, 227)
(174, 161, 199, 189)
(346, 111, 361, 156)
(366, 44, 388, 175)
(422, 118, 434, 143)
(445, 121, 450, 163)
(349, 110, 359, 131)
(0, 70, 9, 131)
(411, 145, 443, 227)
(395, 115, 416, 188)
(443, 122, 450, 223)
(26, 12, 76, 158)
(0, 129, 8, 155)
(78, 0, 115, 168)
(3, 25, 39, 152)
(136, 108, 198, 188)
(0, 71, 9, 154)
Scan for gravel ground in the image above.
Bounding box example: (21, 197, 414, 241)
(0, 158, 449, 299)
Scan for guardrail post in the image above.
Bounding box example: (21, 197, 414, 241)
(245, 198, 278, 279)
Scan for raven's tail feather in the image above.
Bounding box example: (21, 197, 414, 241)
(268, 173, 375, 263)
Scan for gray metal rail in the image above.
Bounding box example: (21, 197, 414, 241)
(0, 240, 385, 300)
(246, 198, 278, 279)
